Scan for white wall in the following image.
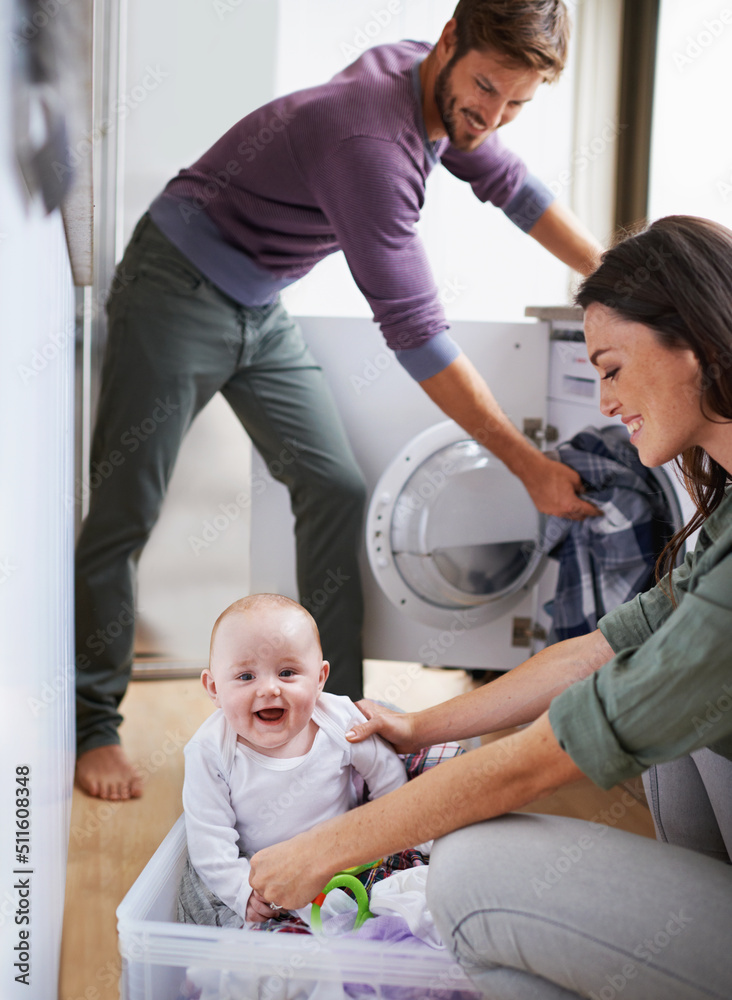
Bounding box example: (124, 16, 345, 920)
(0, 2, 76, 995)
(123, 0, 279, 240)
(123, 0, 281, 657)
(649, 0, 732, 226)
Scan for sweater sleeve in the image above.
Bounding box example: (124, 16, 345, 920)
(440, 135, 554, 233)
(182, 740, 254, 922)
(311, 135, 450, 356)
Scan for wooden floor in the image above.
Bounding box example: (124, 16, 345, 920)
(59, 664, 655, 1000)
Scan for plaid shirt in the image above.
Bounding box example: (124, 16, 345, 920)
(540, 426, 678, 641)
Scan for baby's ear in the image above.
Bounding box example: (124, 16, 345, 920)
(318, 660, 330, 692)
(201, 668, 220, 705)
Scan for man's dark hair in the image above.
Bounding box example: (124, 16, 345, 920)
(451, 0, 570, 80)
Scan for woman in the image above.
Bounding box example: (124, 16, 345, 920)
(250, 216, 732, 1000)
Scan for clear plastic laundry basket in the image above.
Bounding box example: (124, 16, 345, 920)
(116, 815, 482, 1000)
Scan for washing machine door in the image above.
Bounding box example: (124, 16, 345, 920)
(366, 421, 546, 628)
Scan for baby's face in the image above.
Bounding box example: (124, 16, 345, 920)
(203, 606, 329, 757)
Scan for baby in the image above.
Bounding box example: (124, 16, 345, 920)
(180, 593, 408, 925)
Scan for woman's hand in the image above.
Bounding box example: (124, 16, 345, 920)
(249, 830, 333, 912)
(345, 699, 421, 754)
(245, 888, 278, 923)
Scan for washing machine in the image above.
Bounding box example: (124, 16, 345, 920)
(250, 315, 687, 670)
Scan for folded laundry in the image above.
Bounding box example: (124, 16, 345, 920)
(540, 425, 678, 641)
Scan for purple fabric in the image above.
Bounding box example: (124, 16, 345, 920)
(149, 41, 541, 371)
(345, 916, 480, 999)
(353, 913, 427, 946)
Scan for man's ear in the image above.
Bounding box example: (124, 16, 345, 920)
(318, 660, 330, 693)
(201, 668, 220, 706)
(437, 18, 458, 60)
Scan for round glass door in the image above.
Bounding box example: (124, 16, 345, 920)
(389, 439, 544, 609)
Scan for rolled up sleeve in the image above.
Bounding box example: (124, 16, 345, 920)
(549, 553, 732, 789)
(501, 174, 555, 233)
(598, 549, 697, 653)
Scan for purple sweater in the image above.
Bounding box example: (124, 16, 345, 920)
(149, 41, 553, 380)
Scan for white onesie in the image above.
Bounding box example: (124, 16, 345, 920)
(182, 692, 408, 921)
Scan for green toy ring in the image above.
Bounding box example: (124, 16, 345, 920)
(310, 872, 376, 932)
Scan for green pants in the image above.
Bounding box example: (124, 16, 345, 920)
(75, 215, 365, 755)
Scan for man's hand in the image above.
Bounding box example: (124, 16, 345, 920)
(346, 700, 421, 754)
(418, 356, 601, 521)
(250, 830, 332, 913)
(245, 888, 280, 923)
(522, 453, 601, 520)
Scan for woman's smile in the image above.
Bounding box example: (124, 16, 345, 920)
(585, 303, 707, 469)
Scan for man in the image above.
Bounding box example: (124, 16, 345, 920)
(76, 0, 602, 799)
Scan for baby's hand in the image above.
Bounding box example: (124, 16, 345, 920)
(246, 889, 279, 923)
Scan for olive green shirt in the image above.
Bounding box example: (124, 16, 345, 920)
(549, 489, 732, 790)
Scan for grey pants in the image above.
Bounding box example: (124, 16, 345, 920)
(177, 854, 247, 928)
(643, 747, 732, 863)
(427, 752, 732, 999)
(75, 214, 366, 754)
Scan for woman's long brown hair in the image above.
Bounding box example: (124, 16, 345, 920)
(575, 216, 732, 597)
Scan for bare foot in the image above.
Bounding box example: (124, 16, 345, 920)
(75, 745, 144, 800)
